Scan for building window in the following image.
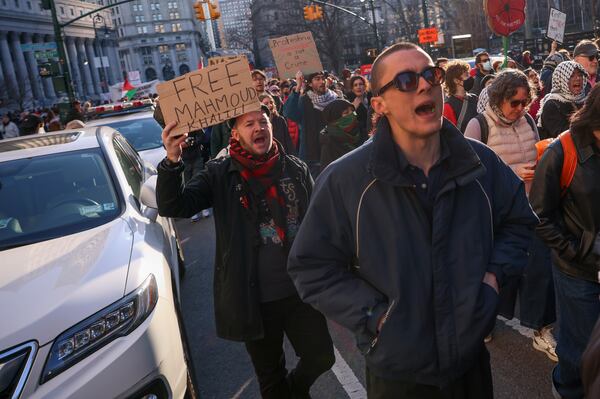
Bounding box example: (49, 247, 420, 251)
(79, 9, 83, 15)
(116, 6, 119, 14)
(132, 4, 137, 11)
(70, 7, 74, 15)
(119, 28, 124, 37)
(154, 24, 165, 33)
(167, 1, 178, 9)
(26, 0, 31, 9)
(175, 43, 186, 51)
(142, 25, 148, 33)
(14, 0, 18, 7)
(158, 45, 169, 53)
(169, 12, 179, 19)
(137, 26, 143, 34)
(171, 23, 181, 32)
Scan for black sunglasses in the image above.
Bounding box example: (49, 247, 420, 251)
(509, 99, 531, 108)
(584, 54, 599, 62)
(377, 67, 445, 96)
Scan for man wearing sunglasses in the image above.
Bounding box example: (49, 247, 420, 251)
(470, 51, 494, 96)
(288, 42, 538, 398)
(573, 40, 598, 94)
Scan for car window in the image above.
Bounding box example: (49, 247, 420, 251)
(113, 137, 143, 199)
(104, 117, 164, 151)
(0, 149, 121, 250)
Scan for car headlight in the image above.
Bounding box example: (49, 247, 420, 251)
(41, 274, 158, 383)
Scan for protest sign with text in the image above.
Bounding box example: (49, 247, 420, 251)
(547, 8, 566, 43)
(209, 54, 247, 66)
(156, 56, 260, 137)
(268, 32, 323, 79)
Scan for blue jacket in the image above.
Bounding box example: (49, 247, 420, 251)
(288, 118, 537, 386)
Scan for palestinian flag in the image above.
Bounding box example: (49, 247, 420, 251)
(122, 78, 138, 100)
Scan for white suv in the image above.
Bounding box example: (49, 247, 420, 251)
(0, 128, 195, 398)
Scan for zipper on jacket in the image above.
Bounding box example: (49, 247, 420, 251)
(366, 299, 396, 355)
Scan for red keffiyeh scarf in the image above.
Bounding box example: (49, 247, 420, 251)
(229, 137, 288, 243)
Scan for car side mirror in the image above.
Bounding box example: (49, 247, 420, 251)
(140, 175, 159, 222)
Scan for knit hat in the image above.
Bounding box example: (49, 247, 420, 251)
(322, 99, 355, 124)
(543, 53, 564, 70)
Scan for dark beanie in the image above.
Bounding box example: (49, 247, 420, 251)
(322, 99, 354, 124)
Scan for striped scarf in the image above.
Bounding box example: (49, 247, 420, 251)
(229, 137, 288, 244)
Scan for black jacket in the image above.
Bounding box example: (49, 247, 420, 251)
(446, 94, 479, 133)
(470, 69, 490, 96)
(271, 115, 296, 156)
(529, 129, 600, 282)
(318, 126, 360, 172)
(346, 92, 372, 141)
(288, 118, 537, 386)
(283, 91, 326, 161)
(539, 99, 581, 139)
(157, 150, 313, 341)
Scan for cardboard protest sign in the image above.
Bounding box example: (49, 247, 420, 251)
(547, 8, 566, 43)
(268, 32, 323, 79)
(156, 56, 260, 137)
(209, 54, 247, 66)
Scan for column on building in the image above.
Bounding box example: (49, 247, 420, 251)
(170, 45, 178, 76)
(22, 33, 44, 103)
(66, 37, 84, 99)
(0, 31, 19, 102)
(106, 40, 121, 84)
(76, 38, 95, 96)
(151, 48, 161, 79)
(8, 31, 33, 107)
(190, 35, 200, 70)
(36, 34, 56, 100)
(85, 38, 101, 95)
(100, 39, 115, 86)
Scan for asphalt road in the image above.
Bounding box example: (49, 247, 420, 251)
(176, 217, 555, 399)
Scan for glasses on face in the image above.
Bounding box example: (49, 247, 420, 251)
(377, 66, 445, 96)
(585, 54, 599, 62)
(509, 99, 531, 108)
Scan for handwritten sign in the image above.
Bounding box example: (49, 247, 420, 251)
(268, 32, 323, 79)
(547, 8, 566, 43)
(209, 54, 247, 66)
(156, 56, 261, 136)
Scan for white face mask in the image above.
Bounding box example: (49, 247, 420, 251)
(482, 61, 492, 71)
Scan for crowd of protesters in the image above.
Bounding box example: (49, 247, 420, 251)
(3, 33, 600, 399)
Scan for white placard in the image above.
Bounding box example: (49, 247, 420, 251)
(547, 8, 567, 43)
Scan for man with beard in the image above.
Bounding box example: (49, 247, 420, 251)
(283, 71, 339, 176)
(288, 42, 538, 398)
(157, 106, 334, 399)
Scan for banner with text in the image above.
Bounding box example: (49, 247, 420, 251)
(268, 31, 323, 79)
(156, 56, 260, 136)
(547, 8, 567, 43)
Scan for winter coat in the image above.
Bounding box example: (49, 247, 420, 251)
(209, 122, 231, 158)
(288, 117, 537, 386)
(271, 114, 296, 155)
(283, 91, 326, 161)
(539, 99, 580, 139)
(529, 129, 600, 282)
(157, 150, 313, 341)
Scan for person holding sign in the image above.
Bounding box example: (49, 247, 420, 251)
(288, 42, 537, 398)
(283, 70, 339, 176)
(156, 105, 334, 399)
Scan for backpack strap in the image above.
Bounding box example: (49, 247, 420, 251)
(559, 131, 577, 196)
(475, 114, 490, 144)
(524, 113, 537, 135)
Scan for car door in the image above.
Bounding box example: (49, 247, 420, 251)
(111, 134, 181, 300)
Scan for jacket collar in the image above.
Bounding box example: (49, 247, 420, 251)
(571, 128, 597, 163)
(368, 117, 485, 187)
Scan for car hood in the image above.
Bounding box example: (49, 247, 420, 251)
(0, 218, 134, 349)
(140, 146, 167, 168)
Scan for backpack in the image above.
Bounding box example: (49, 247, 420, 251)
(475, 113, 537, 144)
(535, 131, 578, 196)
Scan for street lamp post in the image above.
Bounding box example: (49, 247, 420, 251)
(92, 14, 107, 94)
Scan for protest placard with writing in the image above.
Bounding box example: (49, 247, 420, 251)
(547, 8, 566, 43)
(209, 54, 247, 66)
(268, 32, 323, 79)
(156, 56, 261, 137)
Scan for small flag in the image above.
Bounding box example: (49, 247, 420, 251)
(122, 78, 138, 100)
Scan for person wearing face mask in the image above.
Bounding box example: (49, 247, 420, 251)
(538, 61, 588, 140)
(319, 99, 362, 171)
(470, 51, 494, 96)
(442, 60, 478, 133)
(465, 70, 558, 361)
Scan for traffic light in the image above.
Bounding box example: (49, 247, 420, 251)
(313, 5, 323, 20)
(303, 5, 313, 21)
(193, 1, 205, 21)
(208, 0, 220, 19)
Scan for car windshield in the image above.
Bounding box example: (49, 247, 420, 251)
(104, 117, 164, 151)
(0, 149, 121, 250)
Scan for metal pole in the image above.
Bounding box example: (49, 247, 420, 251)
(93, 14, 107, 93)
(369, 0, 381, 51)
(421, 0, 429, 27)
(49, 0, 75, 104)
